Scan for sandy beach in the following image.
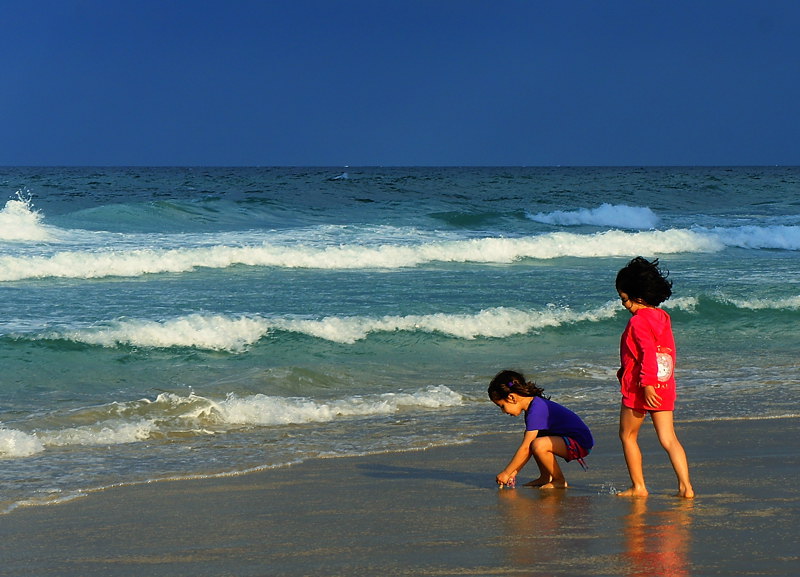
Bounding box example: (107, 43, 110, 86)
(1, 416, 798, 577)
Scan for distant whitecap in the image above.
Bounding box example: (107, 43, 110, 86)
(526, 203, 660, 229)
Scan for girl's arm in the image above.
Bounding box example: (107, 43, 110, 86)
(630, 318, 664, 408)
(497, 430, 538, 485)
(642, 384, 662, 408)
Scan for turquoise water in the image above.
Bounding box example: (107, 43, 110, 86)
(0, 166, 798, 512)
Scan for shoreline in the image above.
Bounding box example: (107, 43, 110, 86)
(1, 416, 798, 576)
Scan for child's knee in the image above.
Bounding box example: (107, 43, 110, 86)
(531, 437, 553, 456)
(659, 435, 682, 452)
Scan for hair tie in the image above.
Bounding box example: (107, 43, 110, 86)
(507, 381, 516, 389)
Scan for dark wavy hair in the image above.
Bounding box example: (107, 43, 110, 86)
(615, 256, 673, 306)
(487, 369, 547, 402)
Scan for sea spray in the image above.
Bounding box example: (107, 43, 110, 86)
(0, 428, 45, 457)
(0, 192, 52, 242)
(526, 203, 660, 229)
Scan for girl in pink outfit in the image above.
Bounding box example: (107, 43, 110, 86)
(616, 257, 694, 499)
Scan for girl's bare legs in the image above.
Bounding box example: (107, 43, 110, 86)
(618, 405, 649, 497)
(524, 436, 569, 489)
(651, 411, 695, 498)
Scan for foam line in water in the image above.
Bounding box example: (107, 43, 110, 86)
(3, 221, 796, 284)
(41, 305, 621, 350)
(0, 228, 728, 281)
(0, 386, 465, 457)
(269, 304, 621, 343)
(705, 225, 800, 250)
(23, 295, 793, 352)
(55, 314, 269, 352)
(722, 295, 800, 310)
(526, 204, 660, 229)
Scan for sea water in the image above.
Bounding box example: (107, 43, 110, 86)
(0, 166, 798, 512)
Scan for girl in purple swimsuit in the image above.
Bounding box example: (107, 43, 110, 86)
(489, 369, 593, 489)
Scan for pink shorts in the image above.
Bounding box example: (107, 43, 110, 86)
(563, 436, 590, 470)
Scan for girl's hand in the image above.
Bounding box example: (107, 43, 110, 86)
(496, 471, 515, 487)
(643, 385, 662, 408)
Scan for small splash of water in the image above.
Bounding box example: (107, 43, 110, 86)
(0, 191, 52, 242)
(599, 482, 620, 495)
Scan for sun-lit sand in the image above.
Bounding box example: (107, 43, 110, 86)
(1, 418, 797, 577)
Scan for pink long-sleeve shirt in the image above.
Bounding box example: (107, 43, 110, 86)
(618, 307, 677, 412)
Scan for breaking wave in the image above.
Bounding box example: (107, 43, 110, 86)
(0, 193, 54, 242)
(526, 204, 660, 229)
(0, 385, 464, 458)
(12, 294, 792, 352)
(35, 305, 621, 350)
(0, 228, 732, 281)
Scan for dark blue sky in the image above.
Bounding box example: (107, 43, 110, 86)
(3, 1, 798, 166)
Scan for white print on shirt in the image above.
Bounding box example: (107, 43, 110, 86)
(656, 346, 673, 382)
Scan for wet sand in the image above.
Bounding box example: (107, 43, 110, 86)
(1, 417, 797, 577)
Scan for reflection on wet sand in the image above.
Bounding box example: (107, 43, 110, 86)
(622, 498, 693, 577)
(495, 489, 694, 575)
(496, 489, 593, 569)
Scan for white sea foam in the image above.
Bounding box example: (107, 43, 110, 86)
(723, 295, 800, 310)
(0, 193, 53, 242)
(3, 386, 465, 456)
(664, 295, 800, 313)
(271, 303, 621, 344)
(0, 228, 725, 281)
(1, 419, 157, 457)
(1, 219, 795, 282)
(58, 314, 268, 352)
(0, 428, 46, 457)
(32, 295, 794, 352)
(46, 304, 621, 350)
(38, 419, 155, 447)
(526, 204, 661, 229)
(212, 385, 464, 426)
(663, 296, 700, 311)
(155, 386, 465, 427)
(705, 225, 800, 250)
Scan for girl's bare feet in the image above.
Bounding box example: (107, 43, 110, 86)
(617, 486, 649, 497)
(525, 475, 567, 489)
(539, 480, 568, 489)
(677, 485, 695, 499)
(523, 476, 552, 487)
